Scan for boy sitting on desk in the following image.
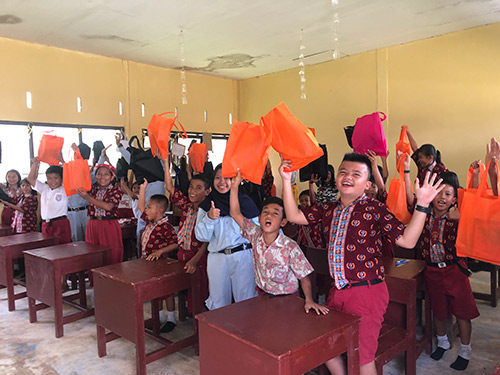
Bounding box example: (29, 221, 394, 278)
(229, 169, 328, 315)
(279, 153, 444, 375)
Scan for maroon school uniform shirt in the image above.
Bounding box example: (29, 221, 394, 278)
(140, 212, 177, 257)
(12, 194, 38, 233)
(302, 195, 405, 289)
(411, 152, 448, 186)
(297, 204, 325, 248)
(409, 203, 466, 267)
(87, 184, 122, 217)
(170, 188, 206, 259)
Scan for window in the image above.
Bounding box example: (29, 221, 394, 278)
(0, 121, 123, 183)
(0, 123, 31, 179)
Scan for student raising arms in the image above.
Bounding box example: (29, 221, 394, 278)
(280, 153, 443, 375)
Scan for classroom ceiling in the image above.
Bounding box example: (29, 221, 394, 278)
(1, 0, 500, 80)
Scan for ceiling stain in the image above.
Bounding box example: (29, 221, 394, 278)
(185, 53, 267, 72)
(81, 34, 140, 44)
(0, 14, 22, 24)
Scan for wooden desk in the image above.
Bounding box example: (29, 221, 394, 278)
(0, 232, 60, 311)
(196, 295, 361, 375)
(92, 258, 201, 375)
(24, 242, 112, 338)
(0, 225, 13, 237)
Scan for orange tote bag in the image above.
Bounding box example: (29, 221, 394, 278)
(386, 155, 412, 225)
(63, 149, 91, 196)
(38, 134, 64, 165)
(396, 126, 412, 156)
(456, 162, 500, 265)
(147, 112, 187, 159)
(222, 120, 272, 185)
(189, 143, 208, 174)
(261, 102, 323, 172)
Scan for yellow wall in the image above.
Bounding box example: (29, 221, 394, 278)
(0, 37, 236, 137)
(239, 22, 500, 193)
(1, 22, 500, 191)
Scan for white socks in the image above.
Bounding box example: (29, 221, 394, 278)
(458, 343, 471, 360)
(167, 310, 176, 324)
(437, 334, 451, 350)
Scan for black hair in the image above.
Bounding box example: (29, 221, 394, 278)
(191, 174, 211, 190)
(5, 169, 22, 188)
(418, 144, 443, 165)
(149, 194, 169, 212)
(321, 164, 337, 189)
(261, 196, 286, 219)
(20, 178, 37, 195)
(439, 171, 460, 198)
(299, 189, 310, 198)
(341, 153, 372, 180)
(46, 166, 63, 178)
(131, 181, 139, 188)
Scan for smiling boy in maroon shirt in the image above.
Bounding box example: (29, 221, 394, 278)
(280, 152, 444, 375)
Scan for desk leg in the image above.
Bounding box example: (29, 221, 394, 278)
(135, 303, 147, 375)
(78, 271, 87, 308)
(346, 323, 360, 375)
(6, 256, 16, 311)
(54, 263, 64, 338)
(28, 297, 37, 323)
(97, 325, 107, 357)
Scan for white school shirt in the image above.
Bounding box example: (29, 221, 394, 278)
(34, 180, 68, 220)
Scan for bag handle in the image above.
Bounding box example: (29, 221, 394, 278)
(378, 112, 387, 122)
(399, 125, 409, 143)
(465, 162, 485, 189)
(128, 135, 144, 151)
(157, 112, 188, 139)
(478, 161, 500, 196)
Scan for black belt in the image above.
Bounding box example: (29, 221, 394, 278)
(426, 260, 471, 276)
(68, 206, 88, 212)
(218, 242, 252, 255)
(90, 216, 117, 221)
(343, 278, 383, 289)
(42, 215, 67, 224)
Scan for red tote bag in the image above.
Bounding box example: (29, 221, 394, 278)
(456, 162, 500, 265)
(189, 143, 208, 174)
(222, 120, 272, 185)
(352, 112, 388, 157)
(147, 112, 187, 159)
(63, 149, 91, 196)
(261, 102, 323, 172)
(386, 155, 412, 225)
(38, 134, 64, 165)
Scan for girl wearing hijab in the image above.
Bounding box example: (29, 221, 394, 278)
(195, 164, 260, 310)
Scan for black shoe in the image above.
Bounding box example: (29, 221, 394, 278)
(450, 356, 469, 371)
(160, 321, 176, 333)
(430, 347, 448, 360)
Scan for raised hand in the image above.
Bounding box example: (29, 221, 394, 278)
(231, 168, 243, 188)
(101, 144, 112, 158)
(365, 150, 377, 167)
(486, 137, 500, 166)
(208, 201, 220, 220)
(415, 171, 444, 207)
(279, 159, 293, 182)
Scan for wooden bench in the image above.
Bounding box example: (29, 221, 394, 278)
(468, 259, 500, 307)
(303, 246, 430, 375)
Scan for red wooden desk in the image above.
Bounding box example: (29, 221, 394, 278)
(92, 258, 201, 375)
(0, 225, 13, 237)
(196, 295, 361, 375)
(24, 241, 111, 338)
(0, 232, 59, 311)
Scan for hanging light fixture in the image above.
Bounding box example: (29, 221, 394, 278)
(331, 0, 340, 60)
(298, 28, 307, 100)
(180, 30, 188, 105)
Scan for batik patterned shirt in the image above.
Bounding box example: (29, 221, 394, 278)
(242, 218, 314, 295)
